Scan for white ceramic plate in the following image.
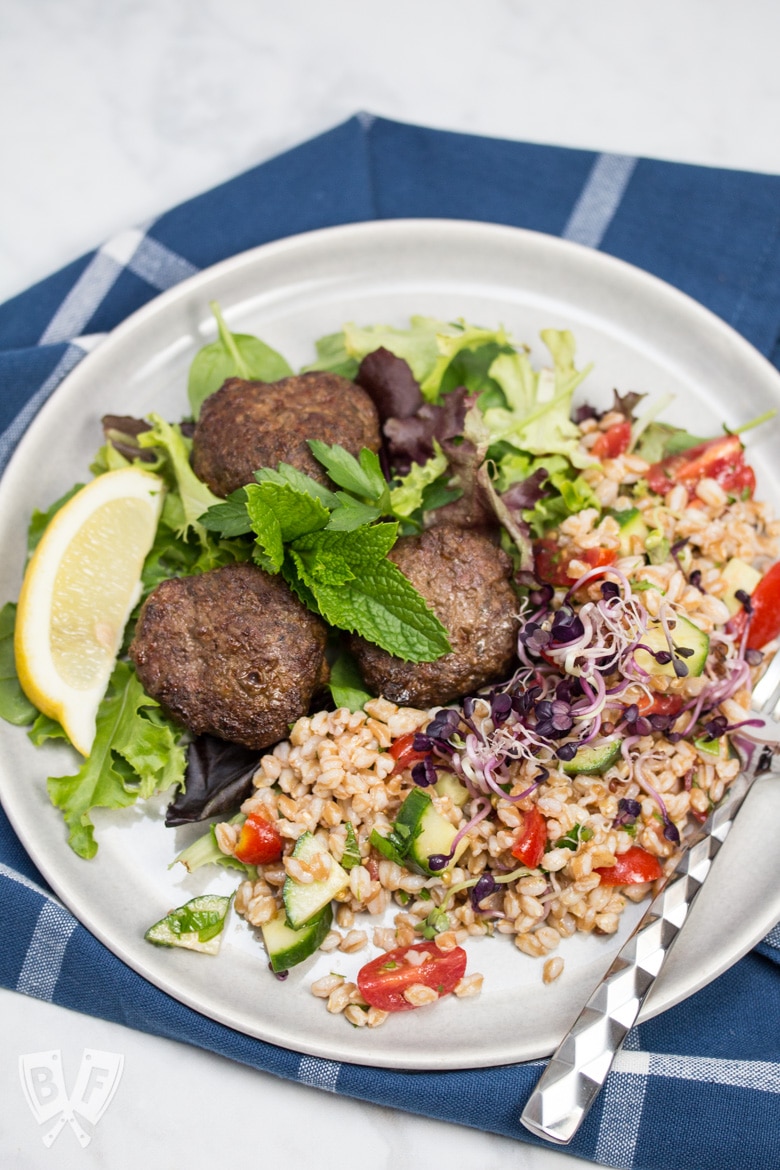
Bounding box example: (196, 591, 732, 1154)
(2, 220, 779, 1070)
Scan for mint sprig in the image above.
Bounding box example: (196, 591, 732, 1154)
(201, 451, 451, 663)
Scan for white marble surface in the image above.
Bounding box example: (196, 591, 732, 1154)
(2, 1, 780, 1166)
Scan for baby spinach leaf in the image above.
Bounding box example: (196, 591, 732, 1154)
(328, 648, 373, 713)
(187, 301, 293, 418)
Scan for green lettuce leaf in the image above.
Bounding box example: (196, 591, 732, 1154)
(46, 661, 186, 859)
(137, 414, 221, 540)
(337, 317, 512, 402)
(482, 329, 593, 468)
(389, 442, 448, 518)
(0, 603, 37, 726)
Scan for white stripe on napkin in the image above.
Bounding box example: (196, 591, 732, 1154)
(128, 234, 198, 291)
(562, 153, 637, 249)
(39, 228, 197, 345)
(16, 901, 78, 1001)
(0, 333, 104, 476)
(595, 1053, 649, 1166)
(0, 861, 64, 904)
(649, 1053, 780, 1094)
(763, 921, 780, 951)
(297, 1056, 341, 1092)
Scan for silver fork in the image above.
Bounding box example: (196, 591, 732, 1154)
(520, 650, 780, 1145)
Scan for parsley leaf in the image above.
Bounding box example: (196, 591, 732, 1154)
(308, 441, 387, 502)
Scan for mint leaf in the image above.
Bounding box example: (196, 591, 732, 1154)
(187, 301, 292, 418)
(307, 442, 387, 501)
(292, 522, 398, 568)
(307, 557, 451, 662)
(254, 463, 338, 509)
(281, 554, 320, 612)
(47, 662, 185, 859)
(0, 603, 37, 726)
(200, 489, 253, 537)
(244, 482, 330, 543)
(291, 547, 355, 588)
(246, 503, 284, 573)
(326, 494, 382, 532)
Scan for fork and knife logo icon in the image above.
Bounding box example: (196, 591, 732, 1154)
(18, 1049, 124, 1147)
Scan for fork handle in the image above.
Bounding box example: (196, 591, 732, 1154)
(520, 771, 751, 1145)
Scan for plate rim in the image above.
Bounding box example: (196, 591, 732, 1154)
(2, 217, 779, 1068)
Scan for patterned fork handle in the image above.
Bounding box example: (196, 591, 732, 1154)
(520, 767, 754, 1145)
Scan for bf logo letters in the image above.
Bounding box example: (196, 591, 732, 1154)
(19, 1049, 124, 1147)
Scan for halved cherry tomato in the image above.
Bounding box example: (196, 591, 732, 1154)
(233, 813, 284, 866)
(533, 540, 617, 588)
(728, 561, 780, 651)
(356, 942, 467, 1012)
(590, 420, 632, 460)
(636, 693, 684, 717)
(647, 434, 755, 498)
(511, 806, 547, 868)
(388, 731, 430, 775)
(595, 845, 663, 885)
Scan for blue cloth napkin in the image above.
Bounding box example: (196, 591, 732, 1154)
(1, 115, 779, 1170)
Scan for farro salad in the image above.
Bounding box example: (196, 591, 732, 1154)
(202, 392, 780, 1026)
(5, 310, 780, 1028)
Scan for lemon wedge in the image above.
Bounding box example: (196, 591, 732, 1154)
(15, 467, 165, 756)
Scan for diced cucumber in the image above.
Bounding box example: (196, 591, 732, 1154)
(609, 506, 649, 556)
(634, 613, 709, 678)
(394, 788, 466, 876)
(282, 832, 349, 929)
(644, 529, 670, 565)
(720, 557, 761, 616)
(561, 739, 621, 775)
(261, 904, 333, 972)
(694, 735, 738, 761)
(435, 772, 470, 808)
(145, 894, 231, 955)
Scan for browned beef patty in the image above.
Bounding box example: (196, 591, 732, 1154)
(349, 524, 518, 707)
(129, 563, 328, 750)
(191, 372, 381, 496)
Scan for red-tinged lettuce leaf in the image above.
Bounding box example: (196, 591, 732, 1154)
(165, 735, 261, 826)
(356, 347, 423, 422)
(384, 385, 469, 474)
